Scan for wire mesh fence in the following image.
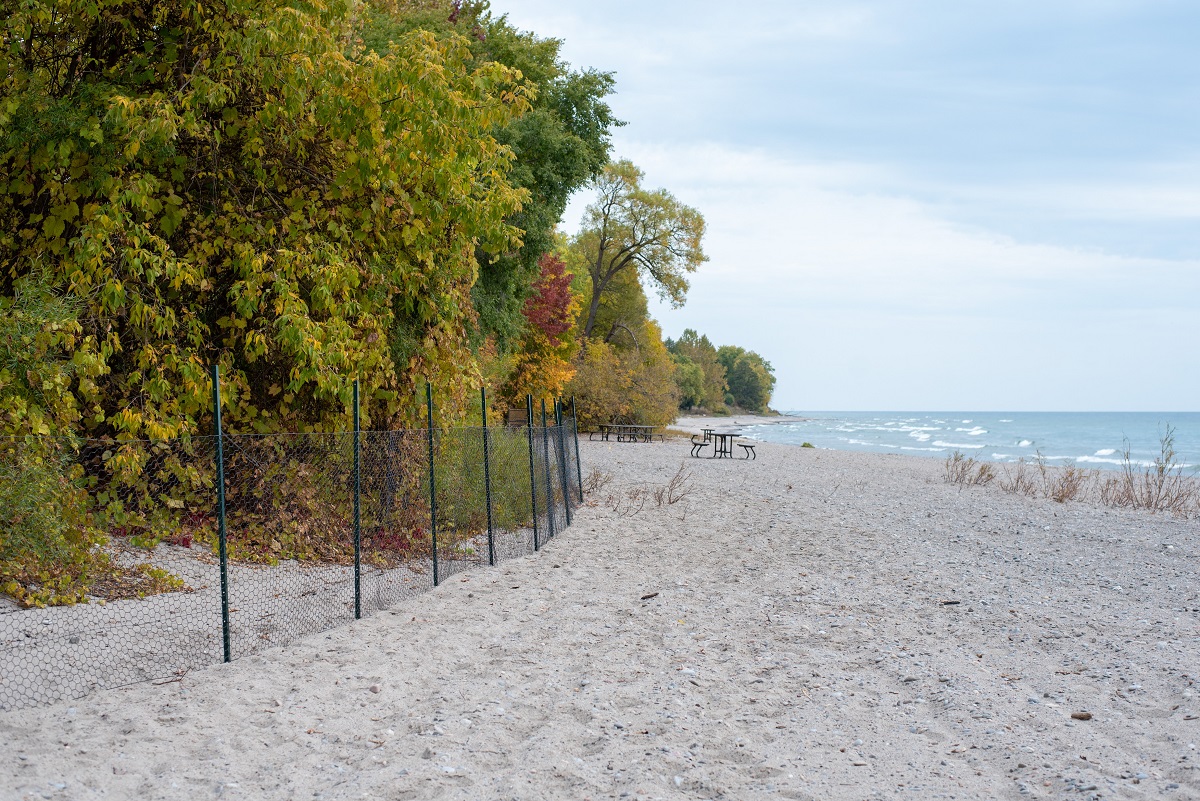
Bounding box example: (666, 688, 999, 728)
(0, 409, 581, 711)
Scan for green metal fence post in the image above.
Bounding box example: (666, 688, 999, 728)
(540, 399, 556, 538)
(426, 382, 439, 587)
(481, 387, 495, 566)
(211, 364, 232, 664)
(571, 396, 584, 503)
(554, 399, 572, 526)
(526, 394, 539, 551)
(353, 379, 362, 619)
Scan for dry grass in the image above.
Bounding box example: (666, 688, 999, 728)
(600, 463, 695, 518)
(943, 452, 996, 486)
(997, 459, 1038, 497)
(945, 428, 1199, 517)
(582, 466, 613, 495)
(1098, 428, 1199, 515)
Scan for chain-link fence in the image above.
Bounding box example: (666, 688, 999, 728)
(0, 410, 582, 711)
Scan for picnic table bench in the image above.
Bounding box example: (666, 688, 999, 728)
(588, 423, 663, 443)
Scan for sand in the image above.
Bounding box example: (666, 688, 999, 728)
(2, 440, 1198, 800)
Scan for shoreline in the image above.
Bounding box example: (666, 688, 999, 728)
(668, 412, 808, 437)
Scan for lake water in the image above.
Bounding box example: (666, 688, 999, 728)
(743, 411, 1200, 471)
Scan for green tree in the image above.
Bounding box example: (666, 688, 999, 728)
(1, 0, 530, 436)
(360, 2, 620, 352)
(671, 352, 705, 409)
(716, 345, 746, 376)
(720, 349, 776, 412)
(574, 160, 706, 339)
(667, 328, 727, 411)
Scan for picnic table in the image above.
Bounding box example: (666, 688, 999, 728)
(689, 429, 756, 459)
(589, 423, 663, 443)
(710, 432, 735, 458)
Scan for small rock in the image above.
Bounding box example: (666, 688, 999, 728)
(369, 684, 381, 694)
(421, 748, 434, 759)
(1071, 711, 1092, 721)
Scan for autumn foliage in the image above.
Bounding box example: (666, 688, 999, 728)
(502, 253, 580, 404)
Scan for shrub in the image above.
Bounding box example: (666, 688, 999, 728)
(943, 451, 995, 486)
(1099, 427, 1198, 514)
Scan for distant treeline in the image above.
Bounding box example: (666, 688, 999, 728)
(667, 332, 776, 415)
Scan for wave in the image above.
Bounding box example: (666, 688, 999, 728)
(955, 426, 988, 436)
(1018, 440, 1033, 447)
(933, 440, 985, 450)
(1094, 448, 1116, 457)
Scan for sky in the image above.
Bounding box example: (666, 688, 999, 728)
(495, 0, 1200, 411)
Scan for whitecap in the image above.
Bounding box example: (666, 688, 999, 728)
(1094, 448, 1116, 457)
(1018, 440, 1033, 447)
(999, 419, 1013, 423)
(933, 440, 985, 450)
(954, 426, 988, 436)
(1076, 455, 1128, 466)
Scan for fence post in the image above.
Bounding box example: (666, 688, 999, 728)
(540, 399, 556, 538)
(571, 396, 584, 503)
(426, 382, 439, 587)
(353, 379, 362, 620)
(481, 387, 495, 566)
(210, 364, 232, 664)
(555, 399, 572, 526)
(526, 394, 539, 551)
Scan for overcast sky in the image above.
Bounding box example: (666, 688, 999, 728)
(497, 0, 1200, 411)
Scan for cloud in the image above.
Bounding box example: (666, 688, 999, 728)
(500, 0, 1200, 410)
(570, 141, 1200, 410)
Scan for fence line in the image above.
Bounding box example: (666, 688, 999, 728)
(0, 391, 582, 711)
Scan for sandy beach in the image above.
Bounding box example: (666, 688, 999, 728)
(2, 440, 1198, 800)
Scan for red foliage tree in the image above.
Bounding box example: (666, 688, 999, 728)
(523, 253, 575, 346)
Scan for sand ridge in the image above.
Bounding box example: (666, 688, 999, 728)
(1, 441, 1197, 800)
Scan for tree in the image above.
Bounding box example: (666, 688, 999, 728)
(671, 352, 705, 409)
(501, 253, 580, 403)
(566, 331, 679, 428)
(719, 348, 776, 412)
(574, 160, 706, 339)
(667, 328, 727, 411)
(360, 2, 621, 352)
(0, 0, 530, 436)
